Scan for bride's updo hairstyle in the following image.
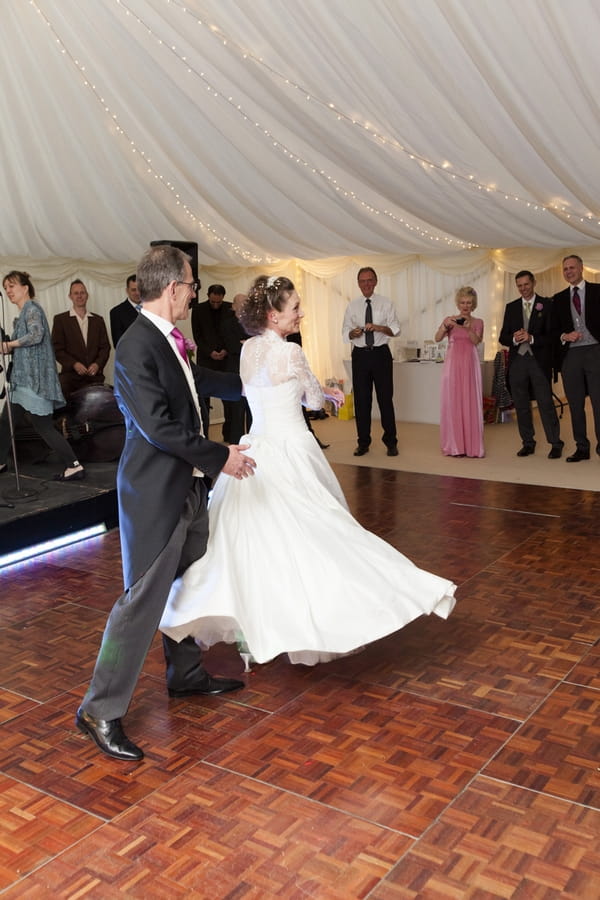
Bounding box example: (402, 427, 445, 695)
(239, 275, 295, 335)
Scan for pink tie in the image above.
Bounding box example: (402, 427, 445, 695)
(171, 327, 189, 365)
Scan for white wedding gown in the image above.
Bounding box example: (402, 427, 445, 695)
(160, 329, 456, 665)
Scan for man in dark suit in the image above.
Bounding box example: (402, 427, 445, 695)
(109, 274, 139, 347)
(221, 293, 252, 443)
(192, 284, 235, 438)
(551, 254, 600, 462)
(192, 284, 232, 369)
(76, 246, 256, 761)
(499, 270, 563, 458)
(52, 280, 111, 399)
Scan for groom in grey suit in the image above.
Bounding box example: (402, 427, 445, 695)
(76, 245, 256, 761)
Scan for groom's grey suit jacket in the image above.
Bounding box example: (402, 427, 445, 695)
(114, 313, 240, 589)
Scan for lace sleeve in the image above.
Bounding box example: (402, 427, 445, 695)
(241, 332, 325, 409)
(287, 342, 324, 409)
(16, 304, 45, 347)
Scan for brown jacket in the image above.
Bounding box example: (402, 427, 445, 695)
(52, 310, 111, 373)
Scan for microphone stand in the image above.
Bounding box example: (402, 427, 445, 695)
(0, 293, 38, 505)
(0, 361, 13, 508)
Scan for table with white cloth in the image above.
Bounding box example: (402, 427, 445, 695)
(342, 360, 494, 425)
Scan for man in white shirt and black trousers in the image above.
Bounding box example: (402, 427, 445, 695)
(342, 266, 400, 457)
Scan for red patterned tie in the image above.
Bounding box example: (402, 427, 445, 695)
(572, 286, 581, 316)
(171, 327, 189, 365)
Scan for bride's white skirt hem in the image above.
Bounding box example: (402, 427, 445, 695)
(161, 587, 456, 667)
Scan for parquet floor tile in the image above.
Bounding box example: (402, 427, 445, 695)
(0, 696, 165, 821)
(206, 676, 516, 836)
(222, 651, 332, 713)
(0, 679, 268, 819)
(376, 531, 500, 586)
(499, 531, 600, 577)
(0, 563, 89, 627)
(327, 617, 586, 719)
(40, 530, 124, 578)
(1, 765, 414, 899)
(0, 774, 102, 892)
(567, 642, 600, 690)
(2, 465, 600, 896)
(0, 603, 107, 701)
(130, 676, 268, 765)
(352, 497, 544, 562)
(369, 776, 600, 899)
(484, 682, 600, 808)
(456, 565, 600, 642)
(0, 688, 38, 725)
(0, 562, 123, 623)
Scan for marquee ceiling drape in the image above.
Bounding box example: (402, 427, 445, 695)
(3, 0, 600, 268)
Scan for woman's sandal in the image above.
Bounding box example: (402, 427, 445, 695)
(54, 466, 85, 482)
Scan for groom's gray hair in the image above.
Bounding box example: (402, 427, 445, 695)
(137, 245, 190, 303)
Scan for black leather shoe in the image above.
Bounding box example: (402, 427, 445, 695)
(168, 674, 245, 698)
(566, 449, 590, 462)
(353, 447, 369, 456)
(75, 707, 143, 761)
(517, 445, 535, 457)
(596, 444, 600, 457)
(386, 446, 399, 457)
(548, 445, 563, 459)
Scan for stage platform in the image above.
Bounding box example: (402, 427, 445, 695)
(0, 456, 118, 558)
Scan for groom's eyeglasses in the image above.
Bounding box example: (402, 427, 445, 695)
(177, 281, 199, 292)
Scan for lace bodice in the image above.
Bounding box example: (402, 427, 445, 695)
(240, 330, 324, 439)
(240, 329, 323, 408)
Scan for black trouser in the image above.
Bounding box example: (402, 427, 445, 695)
(222, 397, 251, 444)
(509, 354, 561, 447)
(561, 345, 600, 452)
(351, 345, 397, 449)
(0, 402, 79, 468)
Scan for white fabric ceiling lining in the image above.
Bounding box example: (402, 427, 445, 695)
(2, 0, 600, 267)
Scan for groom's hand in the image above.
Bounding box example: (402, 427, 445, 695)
(222, 444, 257, 479)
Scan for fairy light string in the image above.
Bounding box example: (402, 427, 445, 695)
(29, 0, 600, 264)
(28, 0, 272, 263)
(31, 0, 475, 253)
(164, 0, 600, 232)
(119, 0, 480, 247)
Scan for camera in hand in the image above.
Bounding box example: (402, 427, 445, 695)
(455, 317, 466, 326)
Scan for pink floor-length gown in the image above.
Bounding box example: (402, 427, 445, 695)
(439, 319, 484, 457)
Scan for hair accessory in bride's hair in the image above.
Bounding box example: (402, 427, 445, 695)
(266, 276, 279, 289)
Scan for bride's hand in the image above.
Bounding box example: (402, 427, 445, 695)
(324, 387, 345, 409)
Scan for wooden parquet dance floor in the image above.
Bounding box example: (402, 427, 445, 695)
(0, 464, 599, 898)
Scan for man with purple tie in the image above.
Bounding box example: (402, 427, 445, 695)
(551, 254, 600, 462)
(76, 245, 255, 762)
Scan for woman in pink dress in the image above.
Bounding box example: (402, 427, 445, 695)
(434, 286, 484, 458)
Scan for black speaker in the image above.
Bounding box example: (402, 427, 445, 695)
(149, 240, 199, 283)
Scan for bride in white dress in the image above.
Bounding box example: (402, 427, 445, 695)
(160, 275, 456, 665)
